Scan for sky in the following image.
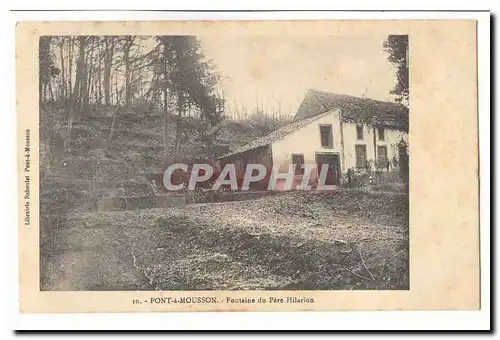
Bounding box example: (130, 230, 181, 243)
(200, 35, 398, 118)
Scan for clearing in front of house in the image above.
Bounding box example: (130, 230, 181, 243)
(40, 190, 409, 291)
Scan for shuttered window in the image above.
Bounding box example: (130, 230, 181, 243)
(355, 145, 367, 169)
(377, 145, 388, 165)
(356, 125, 364, 140)
(378, 127, 385, 141)
(319, 124, 333, 148)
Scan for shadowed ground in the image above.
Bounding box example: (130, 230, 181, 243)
(40, 190, 409, 291)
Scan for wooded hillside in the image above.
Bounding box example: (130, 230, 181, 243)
(39, 35, 291, 213)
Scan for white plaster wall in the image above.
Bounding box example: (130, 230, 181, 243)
(343, 123, 408, 170)
(342, 124, 408, 169)
(271, 108, 342, 169)
(271, 108, 408, 176)
(342, 122, 375, 171)
(378, 128, 409, 163)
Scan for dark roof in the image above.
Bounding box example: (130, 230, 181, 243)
(295, 89, 409, 132)
(218, 89, 409, 159)
(218, 111, 331, 159)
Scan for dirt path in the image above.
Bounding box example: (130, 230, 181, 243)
(41, 222, 150, 290)
(41, 191, 409, 291)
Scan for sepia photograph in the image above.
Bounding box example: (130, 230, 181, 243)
(38, 33, 410, 292)
(15, 17, 482, 316)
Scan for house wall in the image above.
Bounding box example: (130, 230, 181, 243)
(379, 128, 409, 166)
(221, 105, 408, 188)
(271, 108, 408, 185)
(342, 122, 375, 171)
(342, 123, 408, 171)
(271, 108, 342, 184)
(272, 108, 342, 165)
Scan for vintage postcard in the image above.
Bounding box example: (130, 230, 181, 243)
(16, 19, 480, 313)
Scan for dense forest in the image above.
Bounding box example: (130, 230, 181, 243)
(38, 35, 291, 211)
(39, 36, 227, 159)
(40, 36, 291, 163)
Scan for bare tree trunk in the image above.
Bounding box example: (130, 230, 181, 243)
(163, 90, 169, 159)
(114, 71, 119, 106)
(59, 37, 66, 100)
(85, 39, 94, 116)
(73, 36, 88, 118)
(123, 36, 133, 108)
(97, 40, 103, 106)
(80, 46, 90, 117)
(103, 37, 114, 107)
(67, 37, 74, 107)
(48, 81, 54, 101)
(175, 89, 183, 155)
(64, 37, 75, 153)
(91, 64, 97, 104)
(39, 36, 52, 105)
(161, 41, 171, 160)
(89, 64, 95, 112)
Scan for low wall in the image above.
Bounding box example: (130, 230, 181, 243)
(96, 191, 283, 211)
(97, 194, 186, 211)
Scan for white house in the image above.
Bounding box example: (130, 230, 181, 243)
(219, 89, 409, 187)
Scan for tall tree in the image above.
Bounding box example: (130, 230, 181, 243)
(67, 37, 74, 106)
(39, 36, 59, 101)
(170, 37, 190, 155)
(81, 36, 95, 117)
(58, 37, 66, 100)
(123, 36, 135, 108)
(383, 35, 409, 105)
(73, 36, 88, 114)
(96, 39, 103, 105)
(157, 37, 172, 159)
(166, 36, 224, 156)
(103, 37, 115, 106)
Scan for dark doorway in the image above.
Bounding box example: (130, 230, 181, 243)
(315, 153, 341, 186)
(399, 144, 409, 183)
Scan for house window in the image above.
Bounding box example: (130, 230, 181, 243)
(355, 145, 367, 169)
(378, 127, 385, 141)
(356, 125, 364, 140)
(377, 146, 388, 166)
(291, 154, 305, 174)
(319, 124, 333, 148)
